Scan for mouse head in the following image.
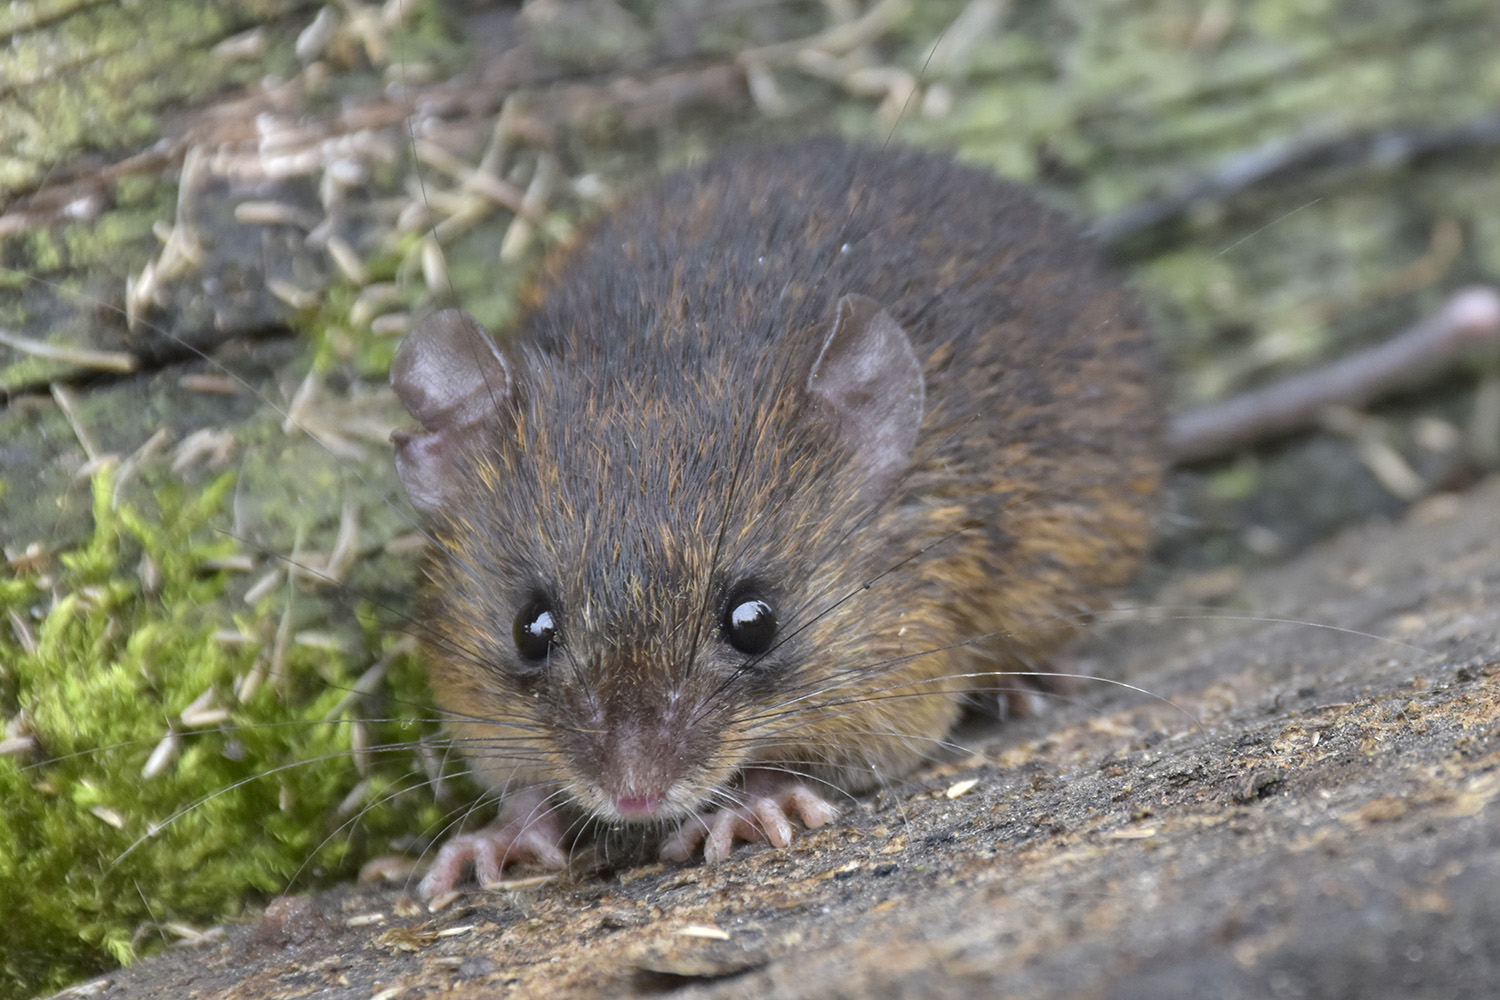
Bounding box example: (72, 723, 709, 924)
(390, 296, 926, 823)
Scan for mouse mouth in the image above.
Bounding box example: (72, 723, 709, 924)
(574, 772, 708, 824)
(611, 794, 665, 819)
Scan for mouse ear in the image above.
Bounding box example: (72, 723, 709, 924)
(390, 308, 514, 520)
(807, 294, 925, 498)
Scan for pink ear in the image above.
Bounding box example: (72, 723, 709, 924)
(807, 294, 925, 498)
(390, 309, 514, 519)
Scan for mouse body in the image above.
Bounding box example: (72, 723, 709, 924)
(390, 137, 1162, 896)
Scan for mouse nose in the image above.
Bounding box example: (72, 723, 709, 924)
(613, 794, 664, 819)
(582, 718, 690, 820)
(560, 675, 722, 821)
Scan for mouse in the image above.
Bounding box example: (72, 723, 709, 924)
(388, 136, 1163, 899)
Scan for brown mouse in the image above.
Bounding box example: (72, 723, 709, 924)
(390, 137, 1162, 898)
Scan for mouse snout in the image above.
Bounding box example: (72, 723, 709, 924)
(567, 706, 714, 822)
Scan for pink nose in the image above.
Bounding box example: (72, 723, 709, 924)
(614, 795, 663, 819)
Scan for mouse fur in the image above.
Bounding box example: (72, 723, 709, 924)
(390, 136, 1161, 890)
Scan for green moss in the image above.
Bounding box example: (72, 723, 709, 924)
(0, 0, 311, 199)
(0, 466, 447, 999)
(63, 203, 170, 266)
(1207, 456, 1263, 502)
(387, 0, 477, 77)
(20, 227, 65, 274)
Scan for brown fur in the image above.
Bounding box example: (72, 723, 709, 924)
(406, 138, 1162, 822)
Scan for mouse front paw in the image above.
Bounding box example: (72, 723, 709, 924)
(661, 769, 839, 864)
(418, 787, 567, 900)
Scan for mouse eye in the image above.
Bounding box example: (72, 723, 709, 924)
(513, 600, 559, 663)
(722, 593, 777, 656)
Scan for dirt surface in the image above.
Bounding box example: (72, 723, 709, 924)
(61, 476, 1500, 999)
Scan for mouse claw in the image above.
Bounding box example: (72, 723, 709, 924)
(661, 770, 838, 864)
(418, 789, 567, 901)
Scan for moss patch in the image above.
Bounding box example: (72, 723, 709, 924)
(0, 0, 311, 200)
(0, 466, 446, 999)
